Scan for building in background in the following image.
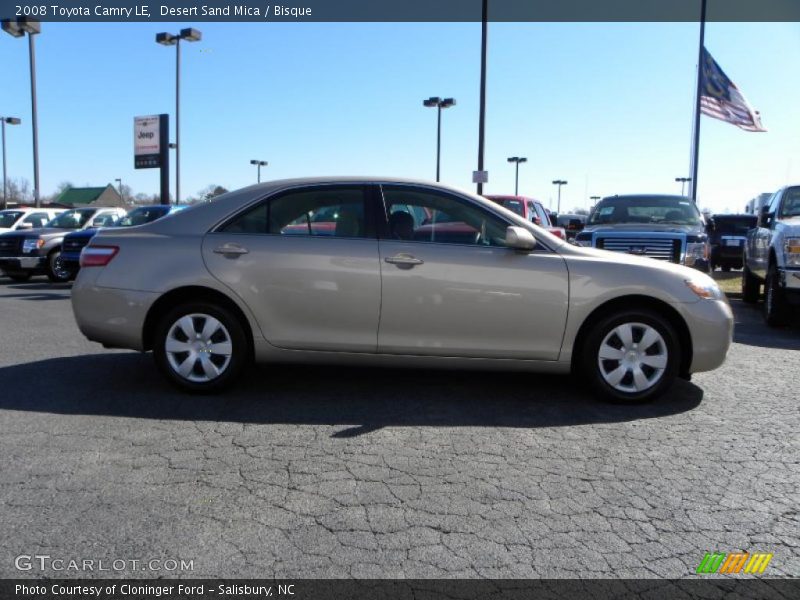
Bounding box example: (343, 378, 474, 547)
(55, 184, 125, 208)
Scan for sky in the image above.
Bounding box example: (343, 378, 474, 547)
(1, 20, 798, 213)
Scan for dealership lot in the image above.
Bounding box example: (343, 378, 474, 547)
(0, 276, 798, 578)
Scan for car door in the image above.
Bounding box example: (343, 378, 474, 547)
(202, 184, 381, 353)
(377, 185, 569, 360)
(751, 190, 781, 278)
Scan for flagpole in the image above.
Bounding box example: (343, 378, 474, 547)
(690, 0, 707, 202)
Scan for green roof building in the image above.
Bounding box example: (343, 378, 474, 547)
(55, 184, 125, 208)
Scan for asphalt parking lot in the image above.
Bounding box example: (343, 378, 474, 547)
(0, 275, 798, 579)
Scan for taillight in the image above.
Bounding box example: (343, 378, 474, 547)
(80, 245, 119, 267)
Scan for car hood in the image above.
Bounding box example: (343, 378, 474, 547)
(779, 216, 800, 233)
(17, 227, 75, 238)
(582, 223, 704, 235)
(65, 228, 99, 239)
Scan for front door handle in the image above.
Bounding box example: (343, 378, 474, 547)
(214, 243, 249, 256)
(385, 254, 424, 267)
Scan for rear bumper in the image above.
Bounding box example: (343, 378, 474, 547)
(679, 298, 734, 373)
(0, 256, 45, 271)
(71, 269, 157, 351)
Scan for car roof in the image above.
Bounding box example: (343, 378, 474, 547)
(600, 194, 691, 202)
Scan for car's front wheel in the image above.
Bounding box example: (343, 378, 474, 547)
(153, 302, 248, 392)
(46, 249, 73, 283)
(581, 309, 679, 403)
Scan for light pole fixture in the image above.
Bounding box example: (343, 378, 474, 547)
(1, 116, 22, 210)
(156, 27, 202, 205)
(423, 97, 456, 182)
(115, 178, 123, 200)
(2, 17, 41, 208)
(552, 179, 568, 214)
(675, 177, 692, 196)
(250, 159, 268, 183)
(507, 157, 527, 196)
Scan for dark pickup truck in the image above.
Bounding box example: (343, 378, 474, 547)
(707, 213, 757, 271)
(574, 194, 710, 272)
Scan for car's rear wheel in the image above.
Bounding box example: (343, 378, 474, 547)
(741, 265, 760, 304)
(5, 271, 32, 282)
(764, 265, 788, 327)
(46, 248, 72, 283)
(153, 302, 248, 392)
(581, 309, 679, 403)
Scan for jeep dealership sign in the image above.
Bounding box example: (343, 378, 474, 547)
(134, 114, 165, 169)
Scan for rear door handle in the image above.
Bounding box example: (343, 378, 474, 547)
(214, 243, 249, 256)
(385, 254, 424, 267)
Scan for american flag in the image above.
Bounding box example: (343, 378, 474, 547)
(700, 48, 766, 132)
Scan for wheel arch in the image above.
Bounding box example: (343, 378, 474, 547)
(142, 285, 255, 356)
(570, 295, 693, 377)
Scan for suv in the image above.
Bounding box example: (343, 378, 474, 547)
(485, 195, 566, 239)
(707, 213, 757, 271)
(0, 206, 127, 282)
(574, 195, 710, 272)
(61, 205, 186, 274)
(742, 185, 800, 325)
(0, 207, 63, 233)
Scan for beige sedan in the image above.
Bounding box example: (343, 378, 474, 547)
(71, 177, 733, 402)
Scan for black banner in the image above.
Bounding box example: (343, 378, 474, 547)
(2, 0, 800, 23)
(2, 580, 799, 600)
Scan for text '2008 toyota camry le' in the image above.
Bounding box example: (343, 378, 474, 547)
(71, 178, 733, 402)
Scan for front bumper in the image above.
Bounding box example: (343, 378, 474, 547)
(0, 256, 45, 271)
(778, 267, 800, 305)
(679, 298, 734, 373)
(60, 252, 81, 269)
(71, 268, 158, 351)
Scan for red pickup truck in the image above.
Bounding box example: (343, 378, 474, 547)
(485, 195, 566, 240)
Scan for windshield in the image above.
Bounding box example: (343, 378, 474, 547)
(588, 197, 702, 226)
(0, 211, 24, 228)
(45, 209, 95, 229)
(118, 206, 169, 227)
(714, 216, 757, 235)
(781, 186, 800, 218)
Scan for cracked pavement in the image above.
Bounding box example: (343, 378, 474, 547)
(0, 278, 798, 578)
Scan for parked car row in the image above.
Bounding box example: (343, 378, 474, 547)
(0, 205, 184, 282)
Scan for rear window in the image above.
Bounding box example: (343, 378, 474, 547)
(714, 216, 757, 234)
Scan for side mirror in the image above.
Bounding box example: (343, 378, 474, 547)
(17, 222, 33, 230)
(505, 226, 537, 251)
(758, 206, 772, 228)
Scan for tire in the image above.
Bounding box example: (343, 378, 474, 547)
(764, 265, 789, 327)
(741, 265, 760, 304)
(45, 248, 72, 283)
(153, 302, 249, 393)
(5, 271, 32, 282)
(581, 309, 679, 403)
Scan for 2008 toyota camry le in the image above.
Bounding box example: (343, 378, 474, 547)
(70, 177, 733, 402)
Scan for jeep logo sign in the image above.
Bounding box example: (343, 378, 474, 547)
(134, 114, 165, 169)
(134, 115, 160, 155)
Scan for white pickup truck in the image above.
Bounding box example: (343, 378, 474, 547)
(742, 185, 800, 326)
(0, 207, 63, 233)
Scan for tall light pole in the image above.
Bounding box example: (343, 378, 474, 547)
(476, 0, 488, 195)
(589, 195, 601, 210)
(2, 17, 41, 208)
(507, 157, 527, 195)
(115, 178, 123, 201)
(676, 177, 692, 196)
(552, 180, 568, 214)
(250, 160, 268, 183)
(156, 28, 202, 205)
(1, 117, 21, 211)
(422, 97, 455, 182)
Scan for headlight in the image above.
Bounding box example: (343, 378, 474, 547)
(684, 242, 709, 266)
(685, 278, 724, 300)
(785, 237, 800, 267)
(22, 238, 44, 254)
